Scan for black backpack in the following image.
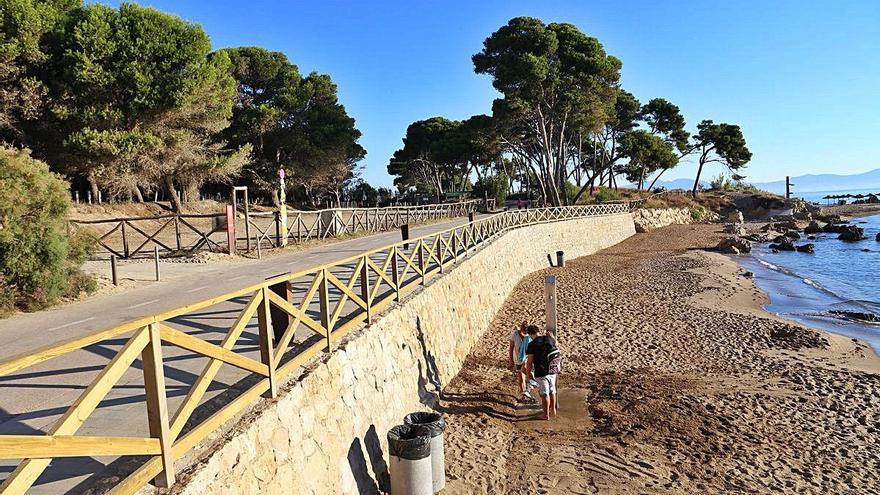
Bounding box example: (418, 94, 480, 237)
(546, 346, 563, 375)
(536, 337, 563, 375)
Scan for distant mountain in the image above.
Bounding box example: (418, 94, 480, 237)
(625, 168, 880, 194)
(751, 168, 880, 194)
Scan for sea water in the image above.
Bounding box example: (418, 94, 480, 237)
(737, 214, 880, 353)
(794, 188, 880, 204)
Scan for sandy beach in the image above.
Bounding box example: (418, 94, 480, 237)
(438, 224, 880, 494)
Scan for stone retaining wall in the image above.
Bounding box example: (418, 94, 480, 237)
(169, 213, 635, 495)
(632, 207, 694, 232)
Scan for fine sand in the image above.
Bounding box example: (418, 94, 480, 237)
(438, 224, 880, 494)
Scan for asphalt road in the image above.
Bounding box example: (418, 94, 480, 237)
(0, 215, 484, 494)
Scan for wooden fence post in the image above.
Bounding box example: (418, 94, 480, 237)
(154, 246, 161, 281)
(256, 287, 278, 398)
(360, 256, 372, 324)
(391, 246, 401, 301)
(437, 235, 444, 273)
(318, 269, 332, 351)
(243, 191, 251, 252)
(174, 216, 182, 251)
(142, 323, 175, 488)
(121, 221, 130, 258)
(417, 240, 426, 285)
(110, 255, 118, 286)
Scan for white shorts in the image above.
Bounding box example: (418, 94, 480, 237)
(536, 374, 557, 397)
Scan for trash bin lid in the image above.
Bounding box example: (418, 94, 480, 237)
(403, 411, 445, 437)
(387, 424, 431, 460)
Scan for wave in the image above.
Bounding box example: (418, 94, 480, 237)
(753, 255, 879, 309)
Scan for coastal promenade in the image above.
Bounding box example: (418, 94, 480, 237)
(0, 214, 487, 494)
(0, 204, 634, 494)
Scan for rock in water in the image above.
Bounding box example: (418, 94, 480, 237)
(784, 230, 801, 240)
(727, 210, 744, 224)
(823, 223, 847, 233)
(795, 243, 815, 253)
(829, 310, 880, 323)
(774, 219, 799, 231)
(716, 237, 752, 254)
(804, 221, 823, 234)
(769, 241, 796, 251)
(876, 232, 880, 242)
(742, 233, 768, 243)
(838, 226, 865, 242)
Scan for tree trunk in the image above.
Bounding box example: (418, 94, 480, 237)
(572, 174, 597, 204)
(692, 161, 705, 197)
(88, 174, 99, 203)
(647, 168, 668, 191)
(132, 186, 144, 202)
(163, 175, 183, 212)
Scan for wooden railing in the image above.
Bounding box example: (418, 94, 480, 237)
(246, 200, 492, 252)
(69, 213, 227, 259)
(0, 202, 629, 495)
(71, 200, 493, 259)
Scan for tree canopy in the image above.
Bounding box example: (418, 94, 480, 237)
(472, 17, 621, 205)
(617, 130, 678, 189)
(690, 119, 752, 195)
(0, 2, 365, 211)
(220, 46, 365, 206)
(388, 114, 503, 201)
(387, 17, 752, 203)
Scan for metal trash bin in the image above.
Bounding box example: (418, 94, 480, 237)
(388, 424, 432, 495)
(404, 412, 446, 493)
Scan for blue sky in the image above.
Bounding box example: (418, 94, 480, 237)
(100, 0, 880, 187)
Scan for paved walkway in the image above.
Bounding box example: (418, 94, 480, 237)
(0, 215, 484, 494)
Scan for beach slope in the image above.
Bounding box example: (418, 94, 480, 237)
(439, 224, 879, 494)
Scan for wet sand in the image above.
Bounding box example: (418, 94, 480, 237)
(438, 224, 880, 494)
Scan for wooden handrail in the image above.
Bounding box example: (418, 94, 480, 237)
(0, 202, 632, 495)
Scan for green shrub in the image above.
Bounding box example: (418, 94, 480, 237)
(472, 173, 509, 206)
(689, 205, 707, 221)
(594, 187, 622, 203)
(564, 181, 580, 204)
(641, 198, 666, 209)
(0, 147, 95, 312)
(709, 174, 733, 191)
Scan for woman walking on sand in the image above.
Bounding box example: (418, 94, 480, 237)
(508, 322, 535, 401)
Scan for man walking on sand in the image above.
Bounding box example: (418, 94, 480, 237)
(524, 326, 561, 420)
